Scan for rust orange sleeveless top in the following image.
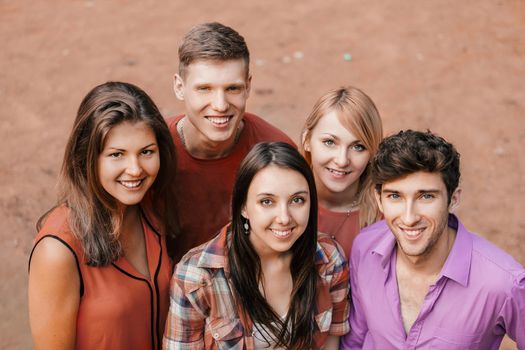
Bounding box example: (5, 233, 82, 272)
(29, 206, 173, 350)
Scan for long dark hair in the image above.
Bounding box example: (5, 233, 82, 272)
(38, 81, 178, 265)
(229, 142, 318, 349)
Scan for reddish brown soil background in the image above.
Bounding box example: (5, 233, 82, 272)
(1, 1, 524, 348)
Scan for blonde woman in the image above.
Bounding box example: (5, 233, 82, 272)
(301, 86, 383, 256)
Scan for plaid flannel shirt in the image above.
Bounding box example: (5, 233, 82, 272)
(163, 224, 350, 349)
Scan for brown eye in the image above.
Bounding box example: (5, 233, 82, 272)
(260, 199, 273, 206)
(109, 152, 123, 158)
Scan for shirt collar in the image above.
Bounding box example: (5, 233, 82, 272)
(372, 215, 473, 286)
(196, 224, 230, 273)
(315, 237, 330, 266)
(438, 214, 472, 287)
(370, 221, 397, 271)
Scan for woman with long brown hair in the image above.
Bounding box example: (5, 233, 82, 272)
(163, 142, 349, 349)
(28, 81, 178, 350)
(301, 86, 383, 256)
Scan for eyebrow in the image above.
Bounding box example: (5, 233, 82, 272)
(194, 81, 246, 87)
(320, 133, 362, 143)
(382, 189, 441, 194)
(256, 190, 309, 197)
(105, 143, 157, 151)
(320, 133, 339, 139)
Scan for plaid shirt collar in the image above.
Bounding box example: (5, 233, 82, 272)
(195, 223, 331, 273)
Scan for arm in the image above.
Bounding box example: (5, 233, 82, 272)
(163, 266, 207, 349)
(340, 247, 368, 349)
(323, 335, 340, 350)
(326, 240, 350, 338)
(501, 272, 525, 348)
(28, 237, 80, 350)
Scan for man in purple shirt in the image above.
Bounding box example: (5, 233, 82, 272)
(341, 130, 525, 349)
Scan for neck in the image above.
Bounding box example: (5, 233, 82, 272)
(179, 116, 243, 159)
(398, 226, 456, 276)
(119, 205, 141, 239)
(258, 250, 293, 270)
(317, 179, 360, 212)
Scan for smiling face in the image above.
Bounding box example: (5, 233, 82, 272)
(376, 171, 460, 263)
(242, 165, 311, 257)
(97, 121, 160, 207)
(174, 58, 251, 153)
(304, 110, 371, 202)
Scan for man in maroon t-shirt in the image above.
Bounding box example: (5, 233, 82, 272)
(167, 22, 295, 261)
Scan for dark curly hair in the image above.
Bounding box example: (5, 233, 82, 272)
(371, 130, 460, 202)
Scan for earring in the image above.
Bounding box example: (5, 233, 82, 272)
(243, 219, 250, 235)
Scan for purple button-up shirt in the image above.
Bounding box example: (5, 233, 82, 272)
(341, 215, 525, 350)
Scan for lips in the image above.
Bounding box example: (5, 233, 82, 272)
(270, 228, 294, 239)
(206, 115, 233, 127)
(399, 227, 426, 239)
(118, 179, 144, 189)
(326, 167, 352, 177)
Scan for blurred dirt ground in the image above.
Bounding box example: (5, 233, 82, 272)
(1, 0, 523, 348)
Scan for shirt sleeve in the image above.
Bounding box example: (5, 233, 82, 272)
(500, 271, 525, 347)
(328, 242, 350, 336)
(163, 264, 207, 350)
(340, 245, 368, 349)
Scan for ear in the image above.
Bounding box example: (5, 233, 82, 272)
(245, 74, 252, 97)
(448, 187, 461, 213)
(174, 74, 185, 101)
(241, 207, 248, 220)
(301, 131, 311, 152)
(374, 188, 384, 213)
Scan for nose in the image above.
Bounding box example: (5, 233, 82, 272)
(211, 90, 228, 112)
(126, 156, 142, 177)
(402, 201, 420, 226)
(276, 203, 291, 225)
(334, 147, 350, 168)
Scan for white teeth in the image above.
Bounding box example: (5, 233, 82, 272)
(403, 228, 424, 236)
(327, 168, 350, 175)
(271, 229, 292, 237)
(207, 116, 230, 124)
(119, 180, 142, 188)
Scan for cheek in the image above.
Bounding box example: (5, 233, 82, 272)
(427, 204, 450, 224)
(381, 203, 402, 220)
(310, 146, 332, 167)
(351, 152, 371, 170)
(96, 162, 114, 194)
(149, 156, 161, 176)
(293, 205, 311, 225)
(244, 202, 265, 222)
(97, 159, 114, 180)
(230, 94, 247, 108)
(186, 93, 206, 108)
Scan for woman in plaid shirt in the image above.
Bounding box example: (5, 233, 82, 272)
(163, 142, 349, 349)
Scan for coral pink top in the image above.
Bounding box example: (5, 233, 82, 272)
(318, 206, 360, 259)
(29, 205, 173, 350)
